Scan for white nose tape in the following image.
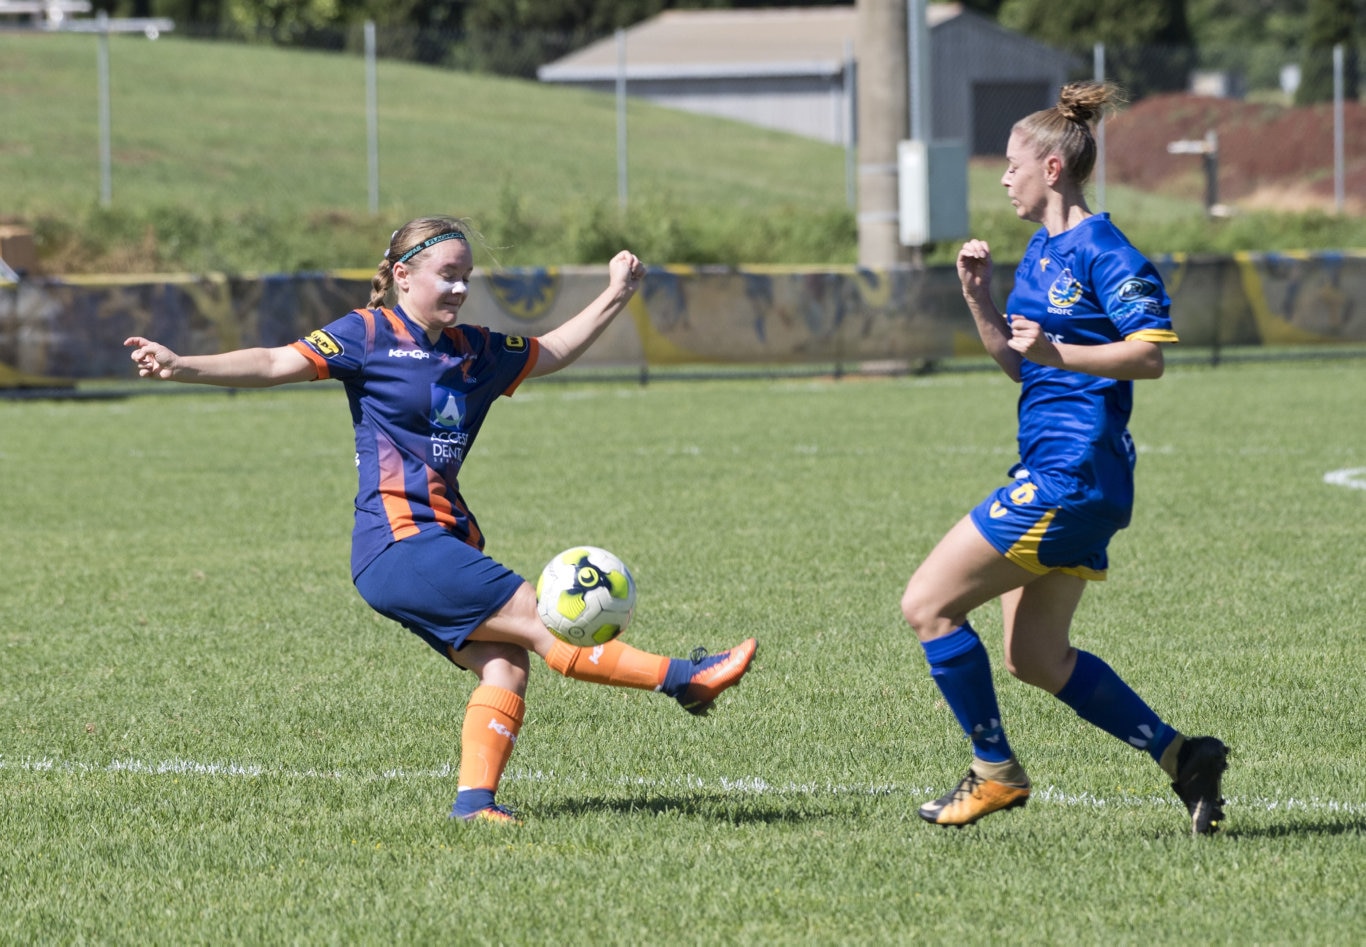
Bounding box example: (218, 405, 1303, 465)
(436, 279, 468, 295)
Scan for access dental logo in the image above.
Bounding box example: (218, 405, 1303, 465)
(431, 384, 465, 429)
(430, 384, 470, 465)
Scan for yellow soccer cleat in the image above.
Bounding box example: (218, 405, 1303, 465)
(918, 768, 1031, 827)
(456, 804, 522, 825)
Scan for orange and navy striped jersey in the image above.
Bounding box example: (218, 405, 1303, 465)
(290, 306, 539, 578)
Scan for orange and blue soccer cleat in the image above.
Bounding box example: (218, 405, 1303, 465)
(453, 804, 522, 825)
(1171, 736, 1228, 836)
(918, 768, 1031, 827)
(675, 638, 758, 716)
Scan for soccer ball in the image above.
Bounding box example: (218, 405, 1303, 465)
(535, 546, 636, 647)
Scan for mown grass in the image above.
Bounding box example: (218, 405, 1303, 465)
(1, 29, 856, 271)
(2, 360, 1364, 943)
(3, 30, 1364, 275)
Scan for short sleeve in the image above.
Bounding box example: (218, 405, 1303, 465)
(1092, 250, 1178, 343)
(290, 310, 372, 380)
(460, 327, 540, 397)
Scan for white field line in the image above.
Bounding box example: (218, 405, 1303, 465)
(1324, 467, 1366, 490)
(3, 756, 1364, 816)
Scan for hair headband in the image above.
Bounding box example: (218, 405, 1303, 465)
(393, 230, 467, 265)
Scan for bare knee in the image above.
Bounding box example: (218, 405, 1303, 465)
(1002, 652, 1042, 687)
(900, 584, 959, 643)
(450, 641, 532, 694)
(1004, 645, 1075, 693)
(489, 646, 532, 687)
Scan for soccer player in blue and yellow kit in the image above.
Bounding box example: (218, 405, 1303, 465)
(125, 217, 757, 824)
(900, 84, 1228, 835)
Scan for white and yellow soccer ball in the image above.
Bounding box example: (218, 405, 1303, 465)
(535, 546, 636, 647)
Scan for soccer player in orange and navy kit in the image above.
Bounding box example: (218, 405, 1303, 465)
(125, 217, 756, 824)
(899, 83, 1228, 835)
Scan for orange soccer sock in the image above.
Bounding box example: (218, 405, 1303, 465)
(544, 638, 669, 691)
(456, 684, 526, 796)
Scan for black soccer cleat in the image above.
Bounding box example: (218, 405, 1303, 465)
(1171, 736, 1228, 836)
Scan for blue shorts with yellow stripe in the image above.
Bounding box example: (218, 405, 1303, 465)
(968, 472, 1121, 581)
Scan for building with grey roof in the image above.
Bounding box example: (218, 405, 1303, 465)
(537, 3, 1079, 154)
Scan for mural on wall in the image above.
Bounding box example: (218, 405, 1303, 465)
(1235, 251, 1363, 344)
(1, 253, 1363, 387)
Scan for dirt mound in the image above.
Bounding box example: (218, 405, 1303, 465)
(1105, 92, 1365, 214)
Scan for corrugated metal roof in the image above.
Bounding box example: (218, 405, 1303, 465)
(538, 4, 963, 81)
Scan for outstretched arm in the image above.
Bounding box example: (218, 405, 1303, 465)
(529, 250, 645, 378)
(124, 337, 317, 387)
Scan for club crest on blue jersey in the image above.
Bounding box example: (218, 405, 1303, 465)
(431, 385, 466, 429)
(1047, 268, 1084, 308)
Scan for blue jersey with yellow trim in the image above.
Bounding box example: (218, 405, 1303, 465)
(290, 306, 539, 578)
(1005, 213, 1177, 526)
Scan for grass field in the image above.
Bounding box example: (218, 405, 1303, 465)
(2, 359, 1364, 943)
(0, 29, 861, 271)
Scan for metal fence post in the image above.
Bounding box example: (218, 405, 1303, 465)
(1094, 41, 1106, 213)
(97, 11, 112, 208)
(1334, 43, 1344, 215)
(844, 38, 856, 210)
(365, 20, 379, 216)
(616, 28, 627, 211)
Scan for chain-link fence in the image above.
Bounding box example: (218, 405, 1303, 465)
(2, 14, 1364, 387)
(3, 15, 1360, 223)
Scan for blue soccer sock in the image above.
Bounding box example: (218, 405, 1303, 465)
(1054, 650, 1177, 764)
(921, 624, 1014, 764)
(660, 656, 698, 699)
(450, 788, 496, 820)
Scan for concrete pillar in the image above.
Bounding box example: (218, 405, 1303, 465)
(856, 0, 914, 268)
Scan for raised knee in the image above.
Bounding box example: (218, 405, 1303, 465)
(900, 588, 954, 642)
(1003, 654, 1031, 684)
(899, 587, 927, 634)
(482, 643, 532, 691)
(1004, 650, 1071, 692)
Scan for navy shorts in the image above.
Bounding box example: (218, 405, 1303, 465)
(353, 527, 527, 658)
(968, 474, 1119, 581)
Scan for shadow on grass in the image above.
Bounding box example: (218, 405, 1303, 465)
(532, 791, 874, 825)
(1224, 819, 1366, 840)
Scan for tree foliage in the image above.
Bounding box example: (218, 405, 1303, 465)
(998, 0, 1195, 96)
(952, 0, 1007, 17)
(89, 0, 1359, 102)
(1296, 0, 1361, 103)
(93, 0, 853, 76)
(1186, 0, 1308, 51)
